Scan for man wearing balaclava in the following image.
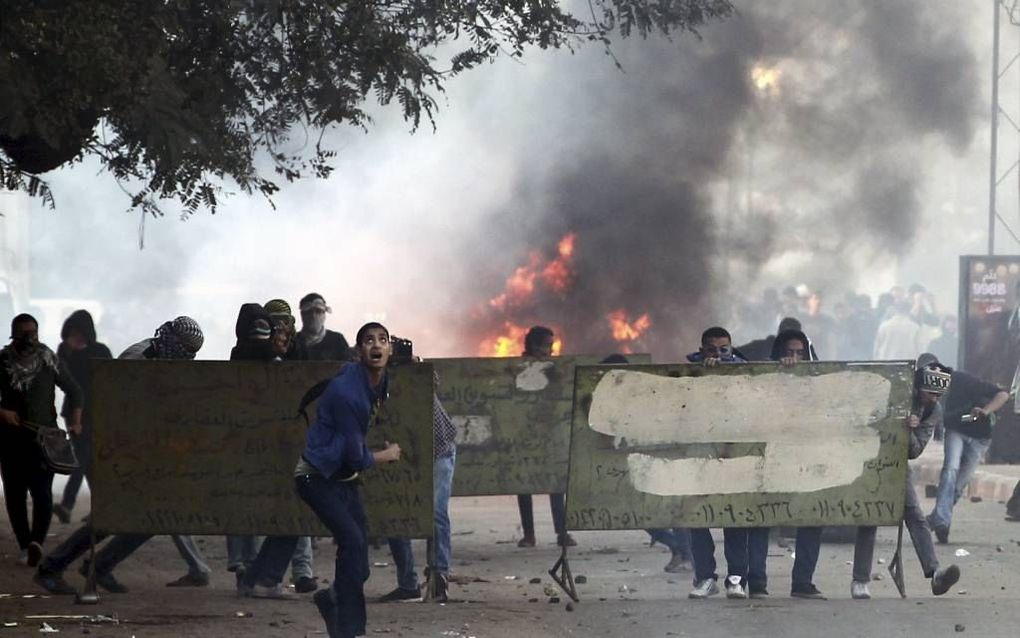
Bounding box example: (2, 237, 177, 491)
(0, 314, 83, 568)
(297, 293, 351, 361)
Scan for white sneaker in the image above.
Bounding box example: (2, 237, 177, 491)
(16, 549, 28, 566)
(725, 575, 748, 599)
(851, 581, 871, 600)
(688, 578, 720, 599)
(251, 584, 293, 599)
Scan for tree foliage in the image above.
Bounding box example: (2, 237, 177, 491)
(0, 0, 732, 215)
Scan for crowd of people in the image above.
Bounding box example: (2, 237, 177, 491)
(733, 283, 958, 366)
(0, 288, 1010, 638)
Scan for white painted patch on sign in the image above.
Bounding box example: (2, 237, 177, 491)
(515, 361, 555, 392)
(452, 415, 493, 447)
(589, 369, 891, 495)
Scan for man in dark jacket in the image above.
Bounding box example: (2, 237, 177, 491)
(297, 293, 351, 361)
(686, 327, 756, 600)
(0, 314, 82, 567)
(53, 310, 112, 524)
(851, 354, 960, 599)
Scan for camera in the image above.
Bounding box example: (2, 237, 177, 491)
(389, 335, 414, 365)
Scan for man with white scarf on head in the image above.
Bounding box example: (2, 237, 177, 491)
(297, 293, 352, 362)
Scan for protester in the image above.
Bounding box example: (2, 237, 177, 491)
(297, 322, 402, 638)
(851, 354, 960, 599)
(298, 293, 351, 361)
(873, 301, 923, 360)
(34, 317, 210, 594)
(0, 314, 82, 567)
(928, 365, 1009, 543)
(737, 317, 811, 362)
(381, 383, 458, 602)
(686, 327, 754, 600)
(264, 298, 317, 593)
(52, 310, 112, 524)
(516, 325, 574, 548)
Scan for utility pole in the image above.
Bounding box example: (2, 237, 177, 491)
(991, 0, 1001, 255)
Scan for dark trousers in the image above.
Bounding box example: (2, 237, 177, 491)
(854, 473, 939, 581)
(0, 442, 54, 549)
(792, 527, 823, 588)
(647, 528, 692, 559)
(690, 528, 748, 583)
(243, 536, 300, 588)
(517, 493, 566, 537)
(40, 521, 104, 574)
(61, 432, 91, 510)
(747, 527, 770, 590)
(298, 476, 368, 638)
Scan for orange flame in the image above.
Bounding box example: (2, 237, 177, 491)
(607, 309, 652, 354)
(489, 233, 576, 310)
(477, 322, 564, 357)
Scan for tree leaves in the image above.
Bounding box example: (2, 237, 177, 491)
(0, 0, 733, 216)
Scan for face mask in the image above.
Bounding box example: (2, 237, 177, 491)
(304, 314, 326, 334)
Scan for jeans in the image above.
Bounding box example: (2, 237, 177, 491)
(690, 528, 748, 583)
(646, 528, 692, 559)
(244, 536, 300, 588)
(854, 469, 939, 581)
(930, 429, 990, 530)
(61, 432, 91, 510)
(747, 527, 770, 591)
(93, 534, 210, 577)
(518, 491, 566, 538)
(292, 536, 314, 580)
(226, 535, 260, 572)
(298, 475, 369, 638)
(388, 451, 457, 589)
(792, 527, 823, 587)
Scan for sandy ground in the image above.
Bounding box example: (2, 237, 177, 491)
(2, 492, 1020, 637)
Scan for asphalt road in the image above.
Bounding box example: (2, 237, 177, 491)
(1, 494, 1019, 637)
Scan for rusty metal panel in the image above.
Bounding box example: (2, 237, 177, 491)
(434, 355, 650, 496)
(566, 362, 912, 529)
(90, 360, 433, 537)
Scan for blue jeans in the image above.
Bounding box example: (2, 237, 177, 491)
(94, 533, 210, 577)
(690, 528, 748, 584)
(292, 536, 313, 580)
(930, 429, 990, 530)
(747, 527, 769, 591)
(388, 451, 456, 589)
(646, 528, 692, 559)
(243, 535, 299, 588)
(792, 527, 823, 588)
(298, 475, 369, 638)
(226, 535, 260, 572)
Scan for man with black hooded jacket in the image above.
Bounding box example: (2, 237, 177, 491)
(53, 310, 112, 524)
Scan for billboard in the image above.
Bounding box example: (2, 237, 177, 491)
(959, 255, 1020, 462)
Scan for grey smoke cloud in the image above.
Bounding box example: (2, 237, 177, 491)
(18, 0, 987, 361)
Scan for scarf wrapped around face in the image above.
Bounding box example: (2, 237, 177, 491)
(152, 317, 204, 360)
(3, 343, 58, 391)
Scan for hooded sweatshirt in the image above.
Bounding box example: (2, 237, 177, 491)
(56, 310, 113, 423)
(230, 303, 276, 362)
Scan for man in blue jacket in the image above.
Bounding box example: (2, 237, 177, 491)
(298, 322, 401, 638)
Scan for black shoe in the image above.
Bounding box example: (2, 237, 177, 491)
(294, 576, 318, 593)
(166, 573, 210, 587)
(749, 585, 769, 599)
(926, 514, 950, 544)
(26, 542, 43, 568)
(931, 564, 961, 596)
(377, 586, 422, 603)
(34, 569, 77, 595)
(313, 588, 341, 638)
(790, 583, 826, 600)
(52, 504, 71, 524)
(432, 573, 449, 603)
(80, 563, 128, 594)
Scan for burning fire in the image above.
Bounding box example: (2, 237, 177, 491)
(477, 321, 563, 357)
(489, 233, 576, 311)
(607, 309, 652, 354)
(751, 64, 781, 96)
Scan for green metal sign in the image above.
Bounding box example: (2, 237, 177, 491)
(90, 360, 434, 537)
(566, 362, 912, 530)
